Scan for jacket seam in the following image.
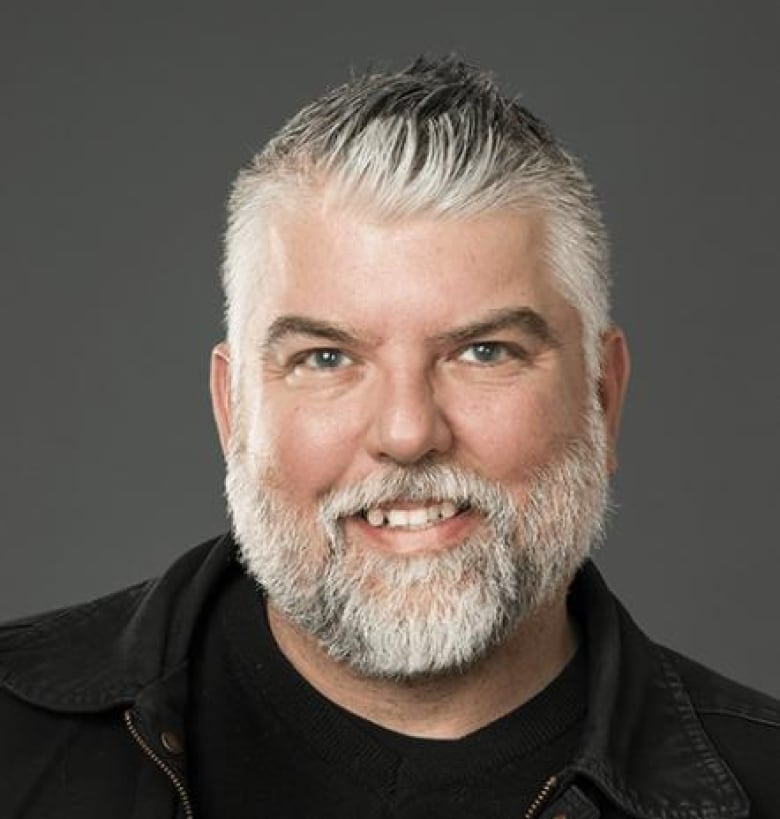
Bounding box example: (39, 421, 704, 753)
(654, 648, 746, 815)
(0, 670, 143, 709)
(697, 707, 780, 730)
(0, 583, 150, 648)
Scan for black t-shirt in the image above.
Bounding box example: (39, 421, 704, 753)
(188, 571, 586, 819)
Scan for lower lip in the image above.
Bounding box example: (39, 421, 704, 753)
(343, 509, 480, 556)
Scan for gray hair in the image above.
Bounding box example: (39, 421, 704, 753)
(223, 56, 611, 382)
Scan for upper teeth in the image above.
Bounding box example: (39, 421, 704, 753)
(364, 501, 459, 529)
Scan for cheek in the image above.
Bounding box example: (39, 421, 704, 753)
(255, 398, 367, 500)
(450, 386, 583, 483)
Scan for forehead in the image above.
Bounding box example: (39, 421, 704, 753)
(251, 200, 578, 341)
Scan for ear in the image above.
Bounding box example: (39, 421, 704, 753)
(598, 327, 630, 474)
(210, 342, 233, 457)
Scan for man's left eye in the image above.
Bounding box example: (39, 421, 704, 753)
(458, 342, 512, 364)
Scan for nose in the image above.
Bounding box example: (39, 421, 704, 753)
(367, 368, 454, 465)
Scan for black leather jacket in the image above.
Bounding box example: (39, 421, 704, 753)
(1, 534, 778, 818)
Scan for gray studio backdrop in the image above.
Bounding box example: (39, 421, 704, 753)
(1, 2, 778, 697)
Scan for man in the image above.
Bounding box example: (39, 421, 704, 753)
(1, 56, 777, 818)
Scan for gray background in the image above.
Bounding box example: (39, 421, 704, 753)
(1, 2, 778, 696)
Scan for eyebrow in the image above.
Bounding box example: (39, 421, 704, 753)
(436, 307, 560, 348)
(262, 315, 361, 354)
(261, 306, 559, 354)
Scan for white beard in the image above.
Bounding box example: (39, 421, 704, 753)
(226, 398, 610, 680)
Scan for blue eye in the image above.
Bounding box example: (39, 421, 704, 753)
(302, 349, 352, 369)
(459, 342, 509, 364)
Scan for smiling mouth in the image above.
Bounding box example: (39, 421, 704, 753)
(357, 501, 471, 530)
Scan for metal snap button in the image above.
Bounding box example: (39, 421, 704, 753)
(160, 730, 184, 754)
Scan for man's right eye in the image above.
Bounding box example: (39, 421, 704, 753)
(299, 349, 353, 370)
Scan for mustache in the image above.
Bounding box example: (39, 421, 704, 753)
(318, 462, 518, 524)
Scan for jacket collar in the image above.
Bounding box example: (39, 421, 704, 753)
(0, 535, 748, 818)
(569, 563, 748, 819)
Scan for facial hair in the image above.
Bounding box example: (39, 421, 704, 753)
(226, 398, 610, 680)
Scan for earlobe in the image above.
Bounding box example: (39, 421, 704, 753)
(210, 342, 233, 457)
(598, 328, 630, 474)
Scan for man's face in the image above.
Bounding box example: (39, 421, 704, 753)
(213, 201, 626, 678)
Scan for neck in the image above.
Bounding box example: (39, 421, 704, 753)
(266, 594, 577, 739)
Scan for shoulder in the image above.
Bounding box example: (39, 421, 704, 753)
(0, 588, 151, 815)
(0, 533, 236, 710)
(666, 647, 780, 727)
(0, 581, 151, 647)
(0, 581, 153, 702)
(0, 534, 237, 815)
(662, 646, 780, 811)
